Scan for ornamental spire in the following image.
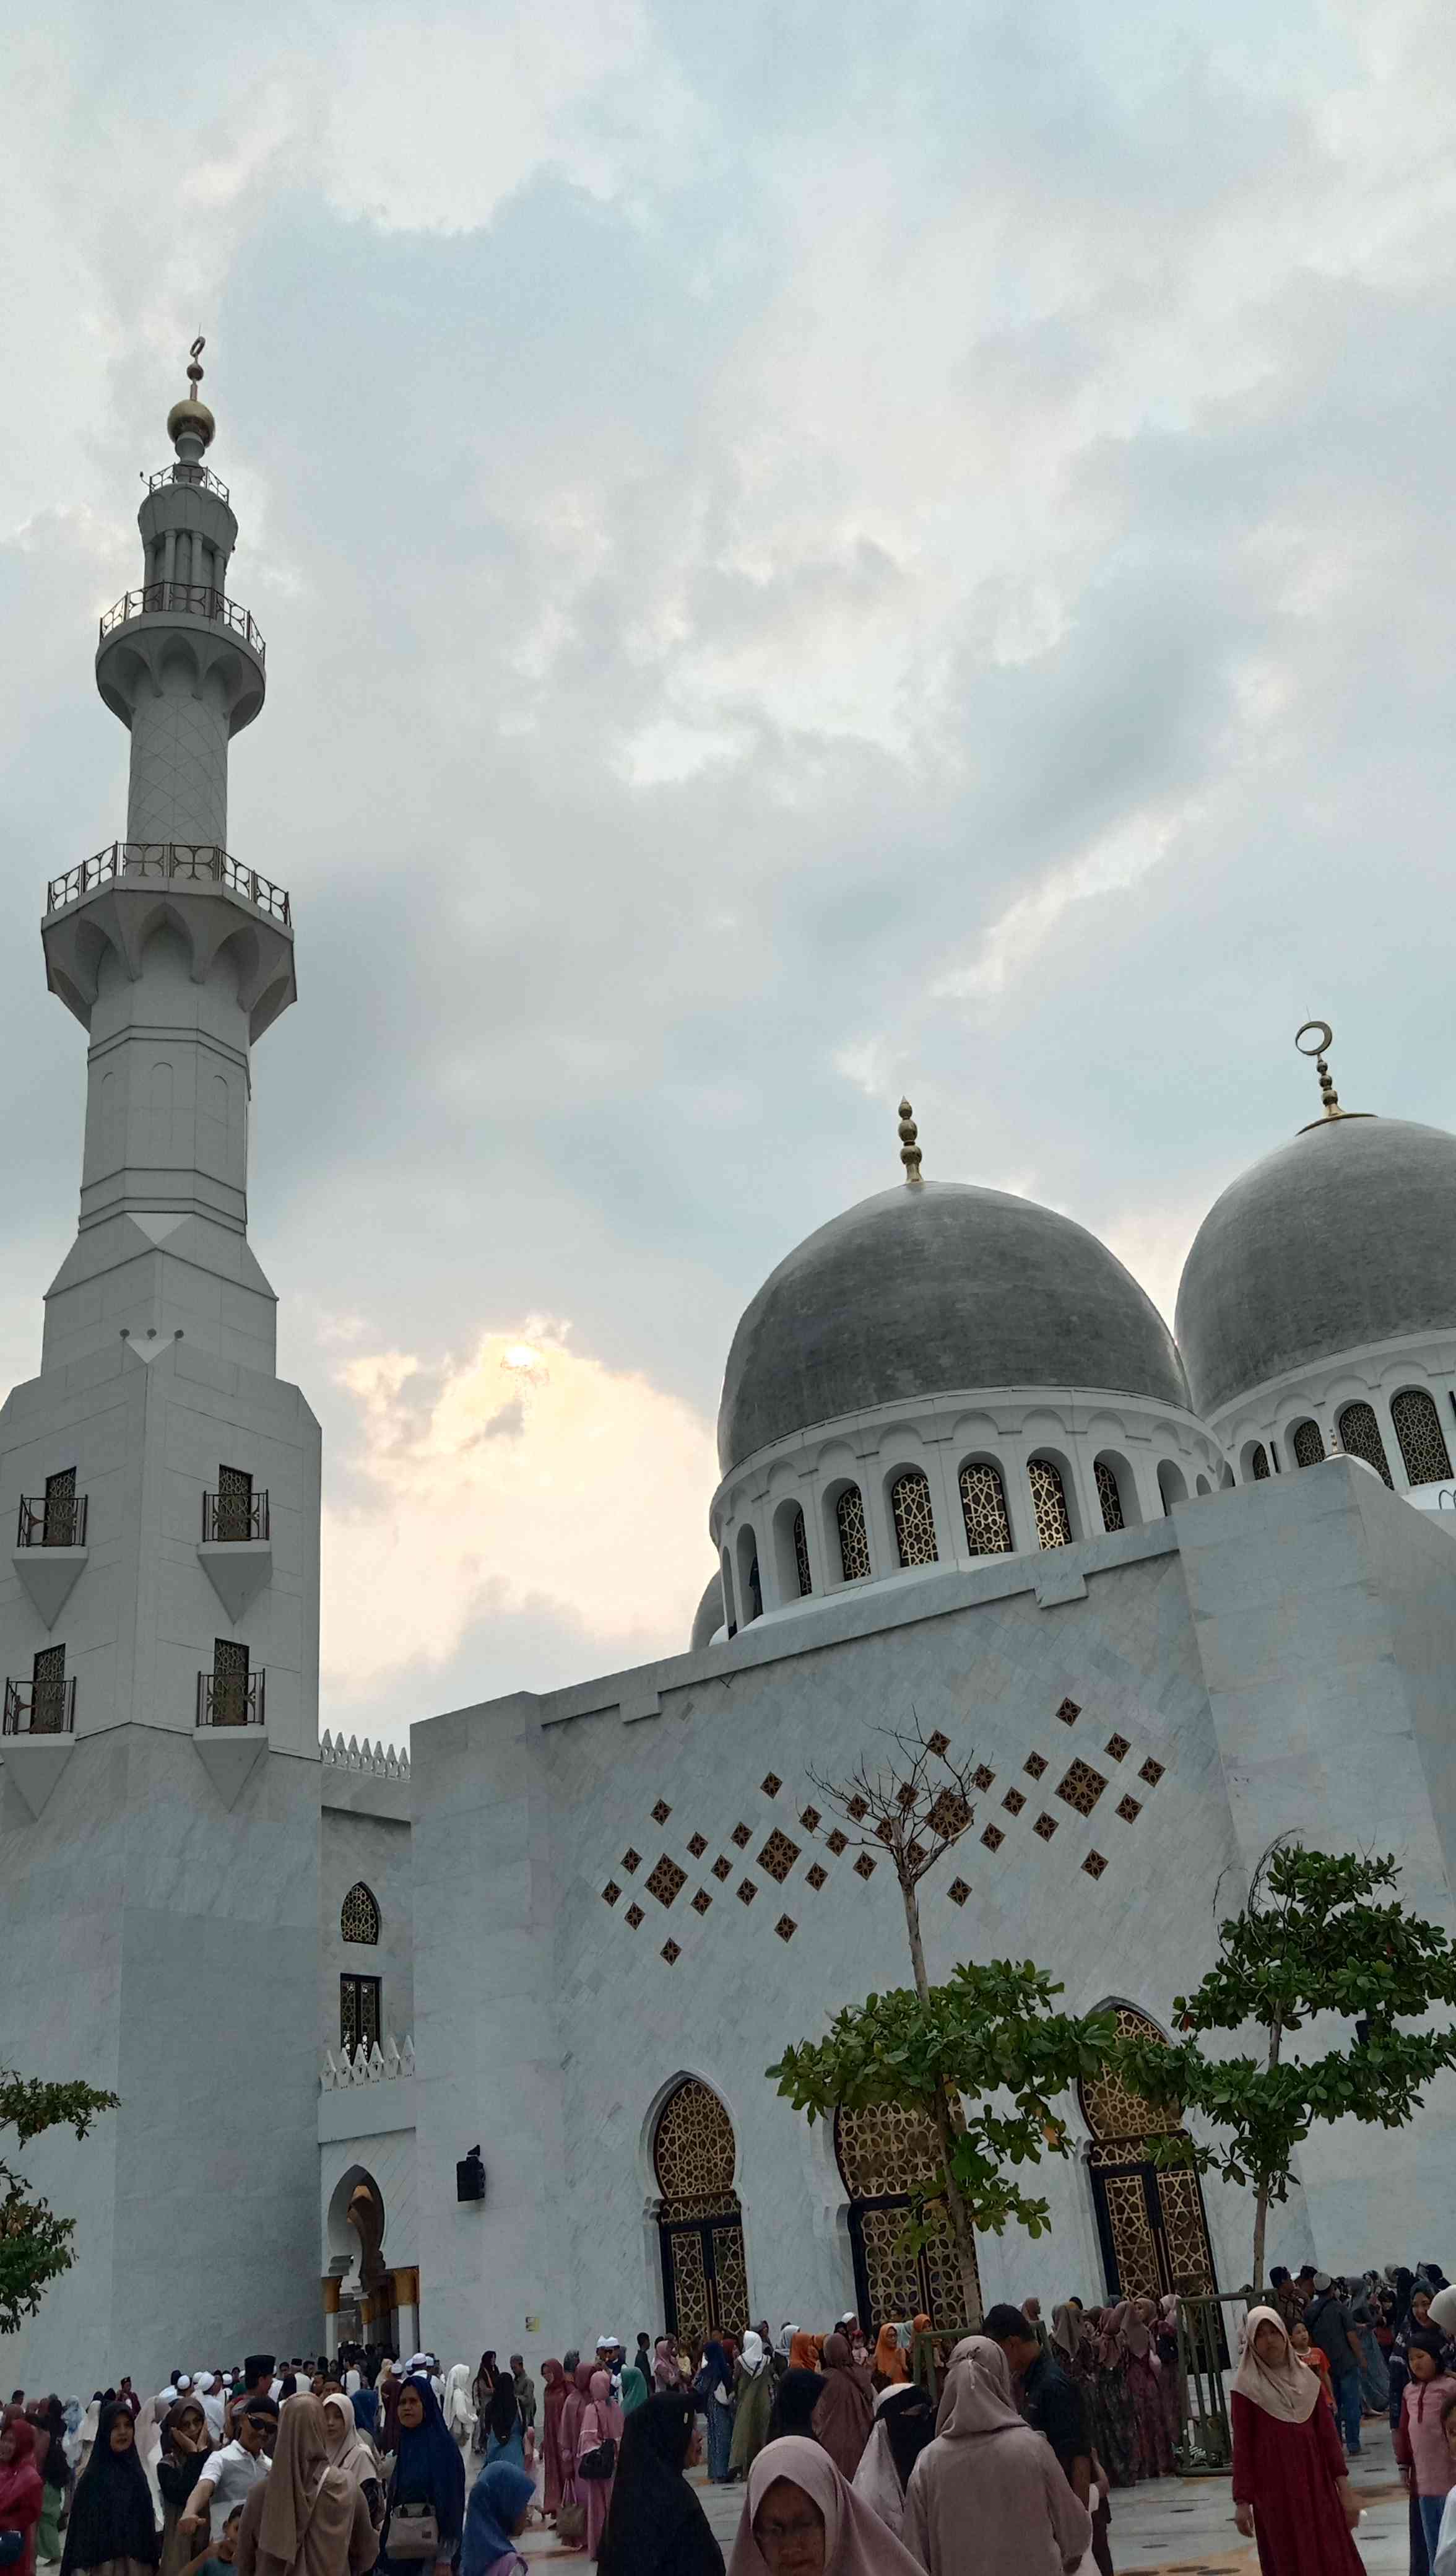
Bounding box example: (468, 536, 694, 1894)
(1294, 1020, 1369, 1132)
(166, 334, 215, 464)
(898, 1097, 923, 1186)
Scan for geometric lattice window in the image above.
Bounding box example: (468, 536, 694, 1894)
(339, 1972, 381, 2056)
(1094, 1460, 1126, 1533)
(653, 2078, 738, 2216)
(1291, 1418, 1325, 1470)
(1250, 1445, 1270, 1481)
(891, 1469, 939, 1568)
(834, 2100, 942, 2198)
(1079, 2004, 1182, 2141)
(1337, 1401, 1392, 1487)
(1392, 1388, 1453, 1486)
(340, 1881, 381, 1944)
(960, 1460, 1012, 1556)
(837, 1486, 871, 1582)
(1056, 1760, 1107, 1816)
(1028, 1456, 1072, 1551)
(791, 1507, 813, 1597)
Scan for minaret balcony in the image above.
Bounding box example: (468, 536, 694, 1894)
(3, 1676, 76, 1736)
(202, 1488, 271, 1543)
(196, 1669, 266, 1729)
(99, 581, 265, 663)
(43, 841, 297, 1043)
(147, 461, 231, 504)
(17, 1493, 88, 1549)
(47, 842, 290, 927)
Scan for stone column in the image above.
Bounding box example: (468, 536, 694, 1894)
(392, 2267, 419, 2360)
(320, 2274, 340, 2365)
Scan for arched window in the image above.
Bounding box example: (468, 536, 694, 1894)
(1337, 1401, 1392, 1487)
(1291, 1419, 1325, 1469)
(1094, 1460, 1125, 1533)
(1250, 1445, 1270, 1482)
(835, 2100, 976, 2328)
(960, 1460, 1012, 1556)
(836, 1486, 871, 1582)
(1156, 1461, 1187, 1514)
(791, 1506, 812, 1597)
(1392, 1388, 1453, 1486)
(340, 1882, 381, 1945)
(652, 2081, 746, 2341)
(890, 1469, 938, 1567)
(1078, 2006, 1217, 2301)
(1028, 1457, 1072, 1551)
(736, 1523, 762, 1624)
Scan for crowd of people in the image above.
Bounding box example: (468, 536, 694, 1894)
(5, 2262, 1455, 2576)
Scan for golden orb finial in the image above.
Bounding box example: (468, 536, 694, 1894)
(167, 334, 215, 458)
(898, 1096, 924, 1186)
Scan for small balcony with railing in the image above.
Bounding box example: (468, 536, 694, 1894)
(198, 1486, 272, 1621)
(196, 1667, 266, 1729)
(12, 1491, 89, 1625)
(98, 581, 265, 663)
(202, 1487, 270, 1543)
(46, 842, 290, 927)
(17, 1492, 87, 1549)
(3, 1675, 76, 1737)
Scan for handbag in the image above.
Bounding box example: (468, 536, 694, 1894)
(576, 2435, 616, 2482)
(387, 2502, 441, 2560)
(0, 2536, 22, 2567)
(555, 2502, 586, 2544)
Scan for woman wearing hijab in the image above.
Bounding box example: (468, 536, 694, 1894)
(157, 2400, 212, 2576)
(870, 2332, 908, 2392)
(1346, 2280, 1390, 2416)
(440, 2375, 473, 2468)
(1112, 2301, 1172, 2479)
(615, 2361, 647, 2421)
(810, 2338, 874, 2484)
(458, 2463, 533, 2576)
(59, 2402, 160, 2576)
(1394, 2287, 1441, 2440)
(1153, 2298, 1182, 2458)
(232, 2398, 375, 2576)
(0, 2417, 45, 2576)
(1231, 2308, 1363, 2572)
(729, 2435, 923, 2575)
(729, 2338, 774, 2485)
(696, 2344, 736, 2486)
(905, 2339, 1091, 2575)
(480, 2381, 522, 2479)
(851, 2382, 937, 2541)
(537, 2367, 568, 2526)
(321, 2398, 383, 2530)
(650, 2344, 682, 2396)
(32, 2400, 69, 2565)
(376, 2379, 465, 2576)
(572, 2374, 622, 2564)
(558, 2364, 593, 2537)
(597, 2393, 722, 2576)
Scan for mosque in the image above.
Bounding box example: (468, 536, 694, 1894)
(6, 370, 1456, 2397)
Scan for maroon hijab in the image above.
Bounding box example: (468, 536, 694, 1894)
(811, 2333, 875, 2481)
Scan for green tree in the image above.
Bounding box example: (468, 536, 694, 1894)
(0, 2068, 119, 2335)
(1114, 1840, 1456, 2289)
(766, 1718, 1116, 2326)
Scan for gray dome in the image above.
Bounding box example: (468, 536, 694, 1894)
(690, 1572, 724, 1650)
(1177, 1115, 1456, 1417)
(717, 1180, 1190, 1475)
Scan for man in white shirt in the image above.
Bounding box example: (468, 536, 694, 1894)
(178, 2399, 275, 2541)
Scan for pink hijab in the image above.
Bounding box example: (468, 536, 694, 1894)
(728, 2435, 924, 2574)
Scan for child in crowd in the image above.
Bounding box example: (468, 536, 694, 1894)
(178, 2502, 243, 2576)
(1395, 2333, 1456, 2564)
(1291, 2323, 1334, 2410)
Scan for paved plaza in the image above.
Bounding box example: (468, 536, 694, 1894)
(519, 2417, 1410, 2570)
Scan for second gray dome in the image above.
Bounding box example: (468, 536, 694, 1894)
(717, 1180, 1190, 1475)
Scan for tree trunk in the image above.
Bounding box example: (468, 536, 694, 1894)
(1250, 2017, 1281, 2294)
(900, 1867, 982, 2328)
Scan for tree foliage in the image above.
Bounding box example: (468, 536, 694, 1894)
(769, 1959, 1117, 2240)
(1113, 1841, 1456, 2282)
(0, 2068, 119, 2335)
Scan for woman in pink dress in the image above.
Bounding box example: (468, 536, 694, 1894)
(1115, 2302, 1174, 2478)
(573, 2372, 623, 2564)
(1231, 2307, 1363, 2573)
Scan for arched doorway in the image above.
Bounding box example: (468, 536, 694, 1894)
(652, 2079, 748, 2344)
(1079, 2008, 1218, 2299)
(834, 2102, 978, 2328)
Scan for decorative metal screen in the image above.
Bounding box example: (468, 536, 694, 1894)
(1337, 1401, 1392, 1486)
(1079, 2006, 1216, 2299)
(339, 1972, 381, 2055)
(1080, 2006, 1182, 2141)
(1094, 1460, 1125, 1532)
(654, 2080, 737, 2210)
(31, 1644, 66, 1734)
(212, 1635, 250, 1725)
(341, 1881, 381, 1945)
(1028, 1457, 1072, 1550)
(891, 1470, 938, 1567)
(834, 2102, 978, 2325)
(43, 1468, 77, 1548)
(1291, 1419, 1325, 1469)
(654, 2081, 746, 2338)
(792, 1507, 812, 1596)
(215, 1463, 254, 1542)
(835, 2102, 942, 2197)
(1392, 1388, 1452, 1485)
(1250, 1445, 1270, 1481)
(959, 1460, 1011, 1555)
(836, 1487, 870, 1582)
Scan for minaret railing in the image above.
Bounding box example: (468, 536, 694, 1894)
(98, 581, 265, 659)
(147, 459, 231, 503)
(47, 842, 291, 926)
(17, 1493, 88, 1549)
(3, 1677, 76, 1736)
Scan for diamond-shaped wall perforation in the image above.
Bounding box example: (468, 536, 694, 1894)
(826, 1829, 848, 1855)
(757, 1829, 800, 1883)
(1002, 1788, 1026, 1816)
(1083, 1851, 1107, 1879)
(853, 1852, 876, 1880)
(761, 1772, 782, 1797)
(973, 1764, 995, 1791)
(1057, 1697, 1081, 1725)
(926, 1730, 950, 1757)
(691, 1889, 711, 1915)
(602, 1882, 621, 1906)
(711, 1856, 732, 1882)
(1106, 1734, 1130, 1762)
(774, 1915, 797, 1942)
(647, 1855, 687, 1908)
(737, 1878, 757, 1905)
(661, 1939, 681, 1964)
(1117, 1795, 1143, 1823)
(1033, 1812, 1058, 1840)
(1057, 1759, 1107, 1816)
(927, 1788, 971, 1838)
(687, 1832, 707, 1858)
(625, 1904, 644, 1928)
(981, 1824, 1003, 1852)
(1139, 1758, 1165, 1786)
(948, 1877, 971, 1905)
(730, 1822, 752, 1849)
(806, 1863, 827, 1890)
(652, 1798, 672, 1824)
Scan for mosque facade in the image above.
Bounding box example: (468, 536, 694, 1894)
(6, 381, 1456, 2396)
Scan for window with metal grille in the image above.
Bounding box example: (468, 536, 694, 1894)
(1392, 1388, 1452, 1486)
(1250, 1445, 1270, 1481)
(339, 1973, 381, 2056)
(1291, 1419, 1325, 1469)
(1337, 1401, 1392, 1487)
(891, 1470, 938, 1567)
(32, 1645, 66, 1734)
(1094, 1460, 1125, 1532)
(215, 1463, 253, 1542)
(212, 1635, 249, 1724)
(836, 1486, 870, 1581)
(791, 1507, 812, 1597)
(43, 1468, 77, 1548)
(959, 1460, 1011, 1555)
(1028, 1457, 1072, 1550)
(340, 1882, 381, 1945)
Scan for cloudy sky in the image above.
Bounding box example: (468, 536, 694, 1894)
(3, 0, 1455, 1746)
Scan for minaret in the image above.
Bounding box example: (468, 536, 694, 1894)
(0, 359, 323, 2390)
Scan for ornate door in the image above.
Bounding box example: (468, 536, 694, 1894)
(654, 2080, 748, 2343)
(834, 2102, 978, 2328)
(1079, 2008, 1218, 2299)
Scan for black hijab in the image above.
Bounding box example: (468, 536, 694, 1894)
(487, 2376, 519, 2443)
(767, 2368, 824, 2440)
(597, 2395, 723, 2576)
(877, 2384, 937, 2492)
(61, 2404, 160, 2576)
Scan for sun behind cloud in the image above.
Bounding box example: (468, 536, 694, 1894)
(319, 1321, 719, 1700)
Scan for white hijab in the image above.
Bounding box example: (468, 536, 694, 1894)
(1233, 2307, 1319, 2424)
(443, 2364, 474, 2437)
(739, 2332, 768, 2377)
